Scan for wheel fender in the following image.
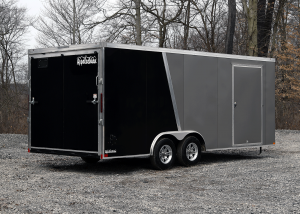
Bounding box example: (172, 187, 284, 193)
(150, 131, 206, 156)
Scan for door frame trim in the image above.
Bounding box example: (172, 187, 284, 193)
(28, 56, 32, 150)
(232, 63, 264, 146)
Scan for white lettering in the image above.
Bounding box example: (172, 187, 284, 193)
(105, 150, 117, 154)
(77, 55, 97, 66)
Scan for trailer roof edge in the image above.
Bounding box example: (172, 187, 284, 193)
(28, 42, 275, 62)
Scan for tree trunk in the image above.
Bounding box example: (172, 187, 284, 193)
(270, 0, 286, 57)
(134, 0, 142, 45)
(257, 0, 266, 56)
(183, 0, 191, 50)
(225, 0, 236, 54)
(242, 0, 258, 56)
(257, 0, 275, 57)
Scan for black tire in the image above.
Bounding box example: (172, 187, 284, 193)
(177, 136, 201, 166)
(81, 156, 100, 163)
(150, 138, 176, 170)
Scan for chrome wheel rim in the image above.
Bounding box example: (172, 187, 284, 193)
(159, 145, 172, 164)
(186, 142, 198, 161)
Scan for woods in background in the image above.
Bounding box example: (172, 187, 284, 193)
(0, 0, 30, 133)
(0, 0, 300, 133)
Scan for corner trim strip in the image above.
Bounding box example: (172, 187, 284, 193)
(162, 52, 181, 131)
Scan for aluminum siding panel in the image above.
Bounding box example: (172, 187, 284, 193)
(217, 58, 232, 148)
(184, 55, 218, 149)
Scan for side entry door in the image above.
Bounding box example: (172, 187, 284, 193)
(233, 64, 263, 146)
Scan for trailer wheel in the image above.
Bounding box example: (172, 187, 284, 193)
(151, 138, 176, 170)
(81, 157, 100, 163)
(177, 136, 201, 166)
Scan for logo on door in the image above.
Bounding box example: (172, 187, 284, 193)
(77, 55, 97, 66)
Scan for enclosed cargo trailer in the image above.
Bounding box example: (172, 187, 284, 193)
(28, 43, 275, 169)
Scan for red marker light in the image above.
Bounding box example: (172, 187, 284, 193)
(28, 148, 30, 153)
(104, 154, 108, 157)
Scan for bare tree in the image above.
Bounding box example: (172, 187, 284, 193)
(188, 0, 227, 53)
(0, 0, 30, 134)
(142, 0, 184, 47)
(89, 0, 154, 45)
(34, 0, 101, 47)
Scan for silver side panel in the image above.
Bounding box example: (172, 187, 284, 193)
(184, 55, 218, 149)
(165, 53, 184, 129)
(162, 52, 181, 131)
(217, 58, 232, 148)
(265, 62, 275, 144)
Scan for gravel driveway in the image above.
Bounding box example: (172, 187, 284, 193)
(0, 130, 299, 213)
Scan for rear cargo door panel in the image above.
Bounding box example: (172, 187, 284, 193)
(31, 53, 98, 152)
(63, 54, 98, 151)
(31, 57, 64, 149)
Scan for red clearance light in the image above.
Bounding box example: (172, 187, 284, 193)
(101, 93, 103, 113)
(28, 148, 30, 153)
(101, 154, 108, 159)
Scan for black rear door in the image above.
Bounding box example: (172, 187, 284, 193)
(31, 57, 64, 149)
(63, 54, 98, 151)
(30, 53, 98, 152)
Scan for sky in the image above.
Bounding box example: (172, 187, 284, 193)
(17, 0, 44, 49)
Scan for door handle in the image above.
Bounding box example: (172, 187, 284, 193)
(86, 98, 98, 105)
(29, 97, 38, 105)
(234, 102, 237, 108)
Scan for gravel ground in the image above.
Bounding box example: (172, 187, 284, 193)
(0, 130, 299, 213)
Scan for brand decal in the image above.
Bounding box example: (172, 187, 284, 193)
(77, 55, 97, 66)
(105, 149, 116, 154)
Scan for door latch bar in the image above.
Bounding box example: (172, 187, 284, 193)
(29, 97, 38, 105)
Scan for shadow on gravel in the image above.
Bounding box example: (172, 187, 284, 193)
(201, 152, 265, 165)
(44, 157, 153, 175)
(41, 150, 267, 174)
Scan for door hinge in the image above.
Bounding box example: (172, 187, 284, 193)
(99, 119, 103, 126)
(99, 78, 103, 85)
(27, 117, 30, 123)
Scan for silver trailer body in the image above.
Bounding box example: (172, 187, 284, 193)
(28, 42, 275, 162)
